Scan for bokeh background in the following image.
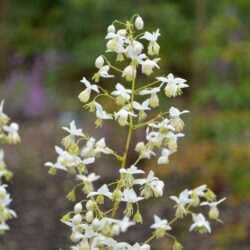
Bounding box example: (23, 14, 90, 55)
(0, 0, 250, 249)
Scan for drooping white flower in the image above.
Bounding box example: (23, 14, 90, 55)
(114, 108, 136, 127)
(98, 65, 114, 78)
(200, 197, 226, 220)
(105, 31, 127, 55)
(150, 215, 171, 231)
(62, 120, 84, 137)
(128, 243, 150, 250)
(157, 148, 172, 164)
(140, 29, 161, 55)
(3, 122, 20, 144)
(169, 107, 189, 132)
(189, 185, 207, 206)
(116, 216, 135, 232)
(88, 184, 112, 199)
(165, 132, 185, 151)
(133, 99, 151, 122)
(76, 172, 100, 183)
(170, 189, 192, 218)
(78, 77, 99, 103)
(94, 102, 113, 127)
(122, 65, 136, 82)
(121, 189, 143, 203)
(95, 138, 111, 155)
(111, 83, 132, 105)
(139, 87, 161, 108)
(190, 213, 211, 234)
(157, 73, 188, 97)
(120, 165, 145, 176)
(141, 59, 160, 76)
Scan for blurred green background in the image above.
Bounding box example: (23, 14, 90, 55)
(0, 0, 250, 249)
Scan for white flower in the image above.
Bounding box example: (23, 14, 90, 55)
(200, 197, 226, 220)
(189, 185, 207, 206)
(141, 29, 161, 55)
(121, 189, 143, 203)
(170, 189, 192, 218)
(3, 122, 20, 144)
(62, 120, 84, 137)
(114, 108, 136, 127)
(157, 73, 188, 97)
(150, 215, 171, 231)
(120, 165, 145, 176)
(95, 138, 111, 155)
(157, 148, 172, 164)
(133, 99, 151, 122)
(129, 243, 150, 250)
(94, 102, 113, 121)
(165, 132, 185, 151)
(169, 107, 189, 118)
(190, 213, 211, 234)
(141, 59, 160, 76)
(99, 65, 114, 78)
(44, 161, 67, 172)
(134, 170, 157, 186)
(139, 87, 161, 108)
(111, 83, 132, 105)
(169, 107, 189, 132)
(122, 65, 136, 82)
(135, 16, 144, 30)
(78, 77, 99, 103)
(95, 56, 104, 69)
(76, 172, 100, 183)
(105, 32, 127, 54)
(88, 184, 112, 199)
(116, 216, 135, 232)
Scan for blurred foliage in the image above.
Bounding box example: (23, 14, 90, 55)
(0, 0, 250, 249)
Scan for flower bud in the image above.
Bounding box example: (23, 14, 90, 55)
(95, 56, 104, 69)
(107, 24, 115, 33)
(92, 218, 100, 230)
(117, 29, 126, 36)
(85, 211, 94, 223)
(72, 214, 82, 225)
(86, 200, 95, 211)
(173, 241, 183, 250)
(111, 224, 120, 236)
(74, 203, 83, 213)
(135, 142, 145, 152)
(135, 16, 144, 30)
(134, 41, 144, 55)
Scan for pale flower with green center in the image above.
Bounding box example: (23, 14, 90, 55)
(190, 213, 211, 234)
(78, 77, 99, 103)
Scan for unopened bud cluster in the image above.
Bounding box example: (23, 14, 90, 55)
(0, 100, 20, 234)
(46, 15, 225, 249)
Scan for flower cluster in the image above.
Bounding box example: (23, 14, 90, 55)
(46, 15, 225, 249)
(0, 100, 20, 233)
